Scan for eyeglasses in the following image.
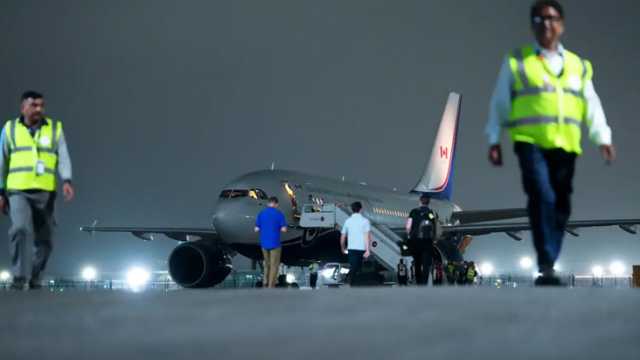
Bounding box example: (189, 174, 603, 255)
(533, 15, 560, 24)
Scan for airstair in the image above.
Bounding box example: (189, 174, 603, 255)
(299, 204, 412, 275)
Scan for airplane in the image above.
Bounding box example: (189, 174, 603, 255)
(80, 92, 640, 289)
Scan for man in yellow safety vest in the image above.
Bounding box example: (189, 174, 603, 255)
(484, 1, 615, 286)
(0, 91, 75, 290)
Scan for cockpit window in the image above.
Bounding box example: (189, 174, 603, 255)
(219, 189, 267, 199)
(230, 190, 249, 198)
(250, 189, 268, 200)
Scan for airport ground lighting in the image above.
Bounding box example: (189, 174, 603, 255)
(592, 265, 604, 277)
(126, 267, 150, 287)
(480, 263, 493, 276)
(520, 257, 533, 269)
(81, 267, 97, 281)
(610, 261, 625, 275)
(0, 270, 10, 281)
(553, 263, 561, 272)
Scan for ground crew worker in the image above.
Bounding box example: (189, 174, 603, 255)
(309, 262, 319, 289)
(457, 262, 467, 285)
(0, 91, 74, 290)
(410, 260, 416, 284)
(396, 259, 408, 286)
(485, 1, 615, 286)
(446, 262, 456, 285)
(466, 261, 478, 286)
(433, 263, 444, 285)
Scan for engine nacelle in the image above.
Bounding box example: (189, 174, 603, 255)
(168, 241, 232, 288)
(619, 225, 637, 235)
(506, 231, 523, 241)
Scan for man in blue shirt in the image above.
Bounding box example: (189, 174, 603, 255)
(254, 197, 287, 288)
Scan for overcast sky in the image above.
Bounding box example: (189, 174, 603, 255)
(1, 0, 639, 276)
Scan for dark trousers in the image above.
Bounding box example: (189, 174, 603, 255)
(309, 273, 318, 289)
(410, 241, 435, 285)
(398, 275, 408, 285)
(514, 142, 577, 270)
(347, 249, 365, 286)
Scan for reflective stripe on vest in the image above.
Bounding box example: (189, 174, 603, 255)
(506, 45, 592, 154)
(467, 267, 475, 279)
(6, 118, 61, 191)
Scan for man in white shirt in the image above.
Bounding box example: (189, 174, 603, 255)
(484, 0, 616, 286)
(340, 201, 371, 286)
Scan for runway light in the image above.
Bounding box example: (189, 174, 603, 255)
(0, 270, 10, 281)
(127, 267, 150, 287)
(610, 261, 625, 275)
(554, 263, 561, 272)
(520, 257, 533, 269)
(81, 267, 96, 281)
(480, 263, 493, 275)
(592, 265, 604, 277)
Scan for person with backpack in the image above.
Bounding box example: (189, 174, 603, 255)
(405, 194, 438, 285)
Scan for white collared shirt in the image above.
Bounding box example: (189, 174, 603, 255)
(484, 42, 612, 146)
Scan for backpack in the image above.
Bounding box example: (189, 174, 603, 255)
(414, 209, 443, 241)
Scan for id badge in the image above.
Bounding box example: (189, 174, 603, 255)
(35, 160, 45, 175)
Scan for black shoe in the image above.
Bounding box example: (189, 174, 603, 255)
(534, 275, 565, 287)
(28, 281, 42, 290)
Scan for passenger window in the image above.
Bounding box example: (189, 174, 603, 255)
(219, 190, 231, 198)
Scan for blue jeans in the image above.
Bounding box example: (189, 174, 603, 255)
(514, 142, 577, 270)
(347, 250, 365, 286)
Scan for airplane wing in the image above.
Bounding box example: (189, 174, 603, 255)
(79, 225, 221, 242)
(442, 218, 640, 240)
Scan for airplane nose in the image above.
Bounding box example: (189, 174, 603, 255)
(212, 200, 262, 239)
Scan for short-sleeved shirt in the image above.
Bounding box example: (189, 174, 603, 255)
(341, 213, 371, 251)
(255, 207, 286, 250)
(408, 206, 433, 238)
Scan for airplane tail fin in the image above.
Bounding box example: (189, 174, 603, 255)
(410, 92, 462, 201)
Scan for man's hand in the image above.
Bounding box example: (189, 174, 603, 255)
(341, 246, 347, 254)
(0, 196, 7, 215)
(364, 250, 371, 258)
(63, 182, 74, 202)
(599, 144, 616, 165)
(488, 145, 503, 166)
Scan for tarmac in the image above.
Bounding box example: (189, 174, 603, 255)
(1, 286, 640, 360)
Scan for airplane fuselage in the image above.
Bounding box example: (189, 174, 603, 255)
(212, 169, 465, 266)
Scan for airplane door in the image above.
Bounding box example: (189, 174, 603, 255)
(282, 180, 302, 219)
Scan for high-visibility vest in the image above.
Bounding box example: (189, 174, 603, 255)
(5, 117, 61, 191)
(309, 263, 318, 274)
(466, 266, 475, 280)
(506, 44, 592, 155)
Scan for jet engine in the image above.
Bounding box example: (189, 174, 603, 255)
(167, 241, 232, 288)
